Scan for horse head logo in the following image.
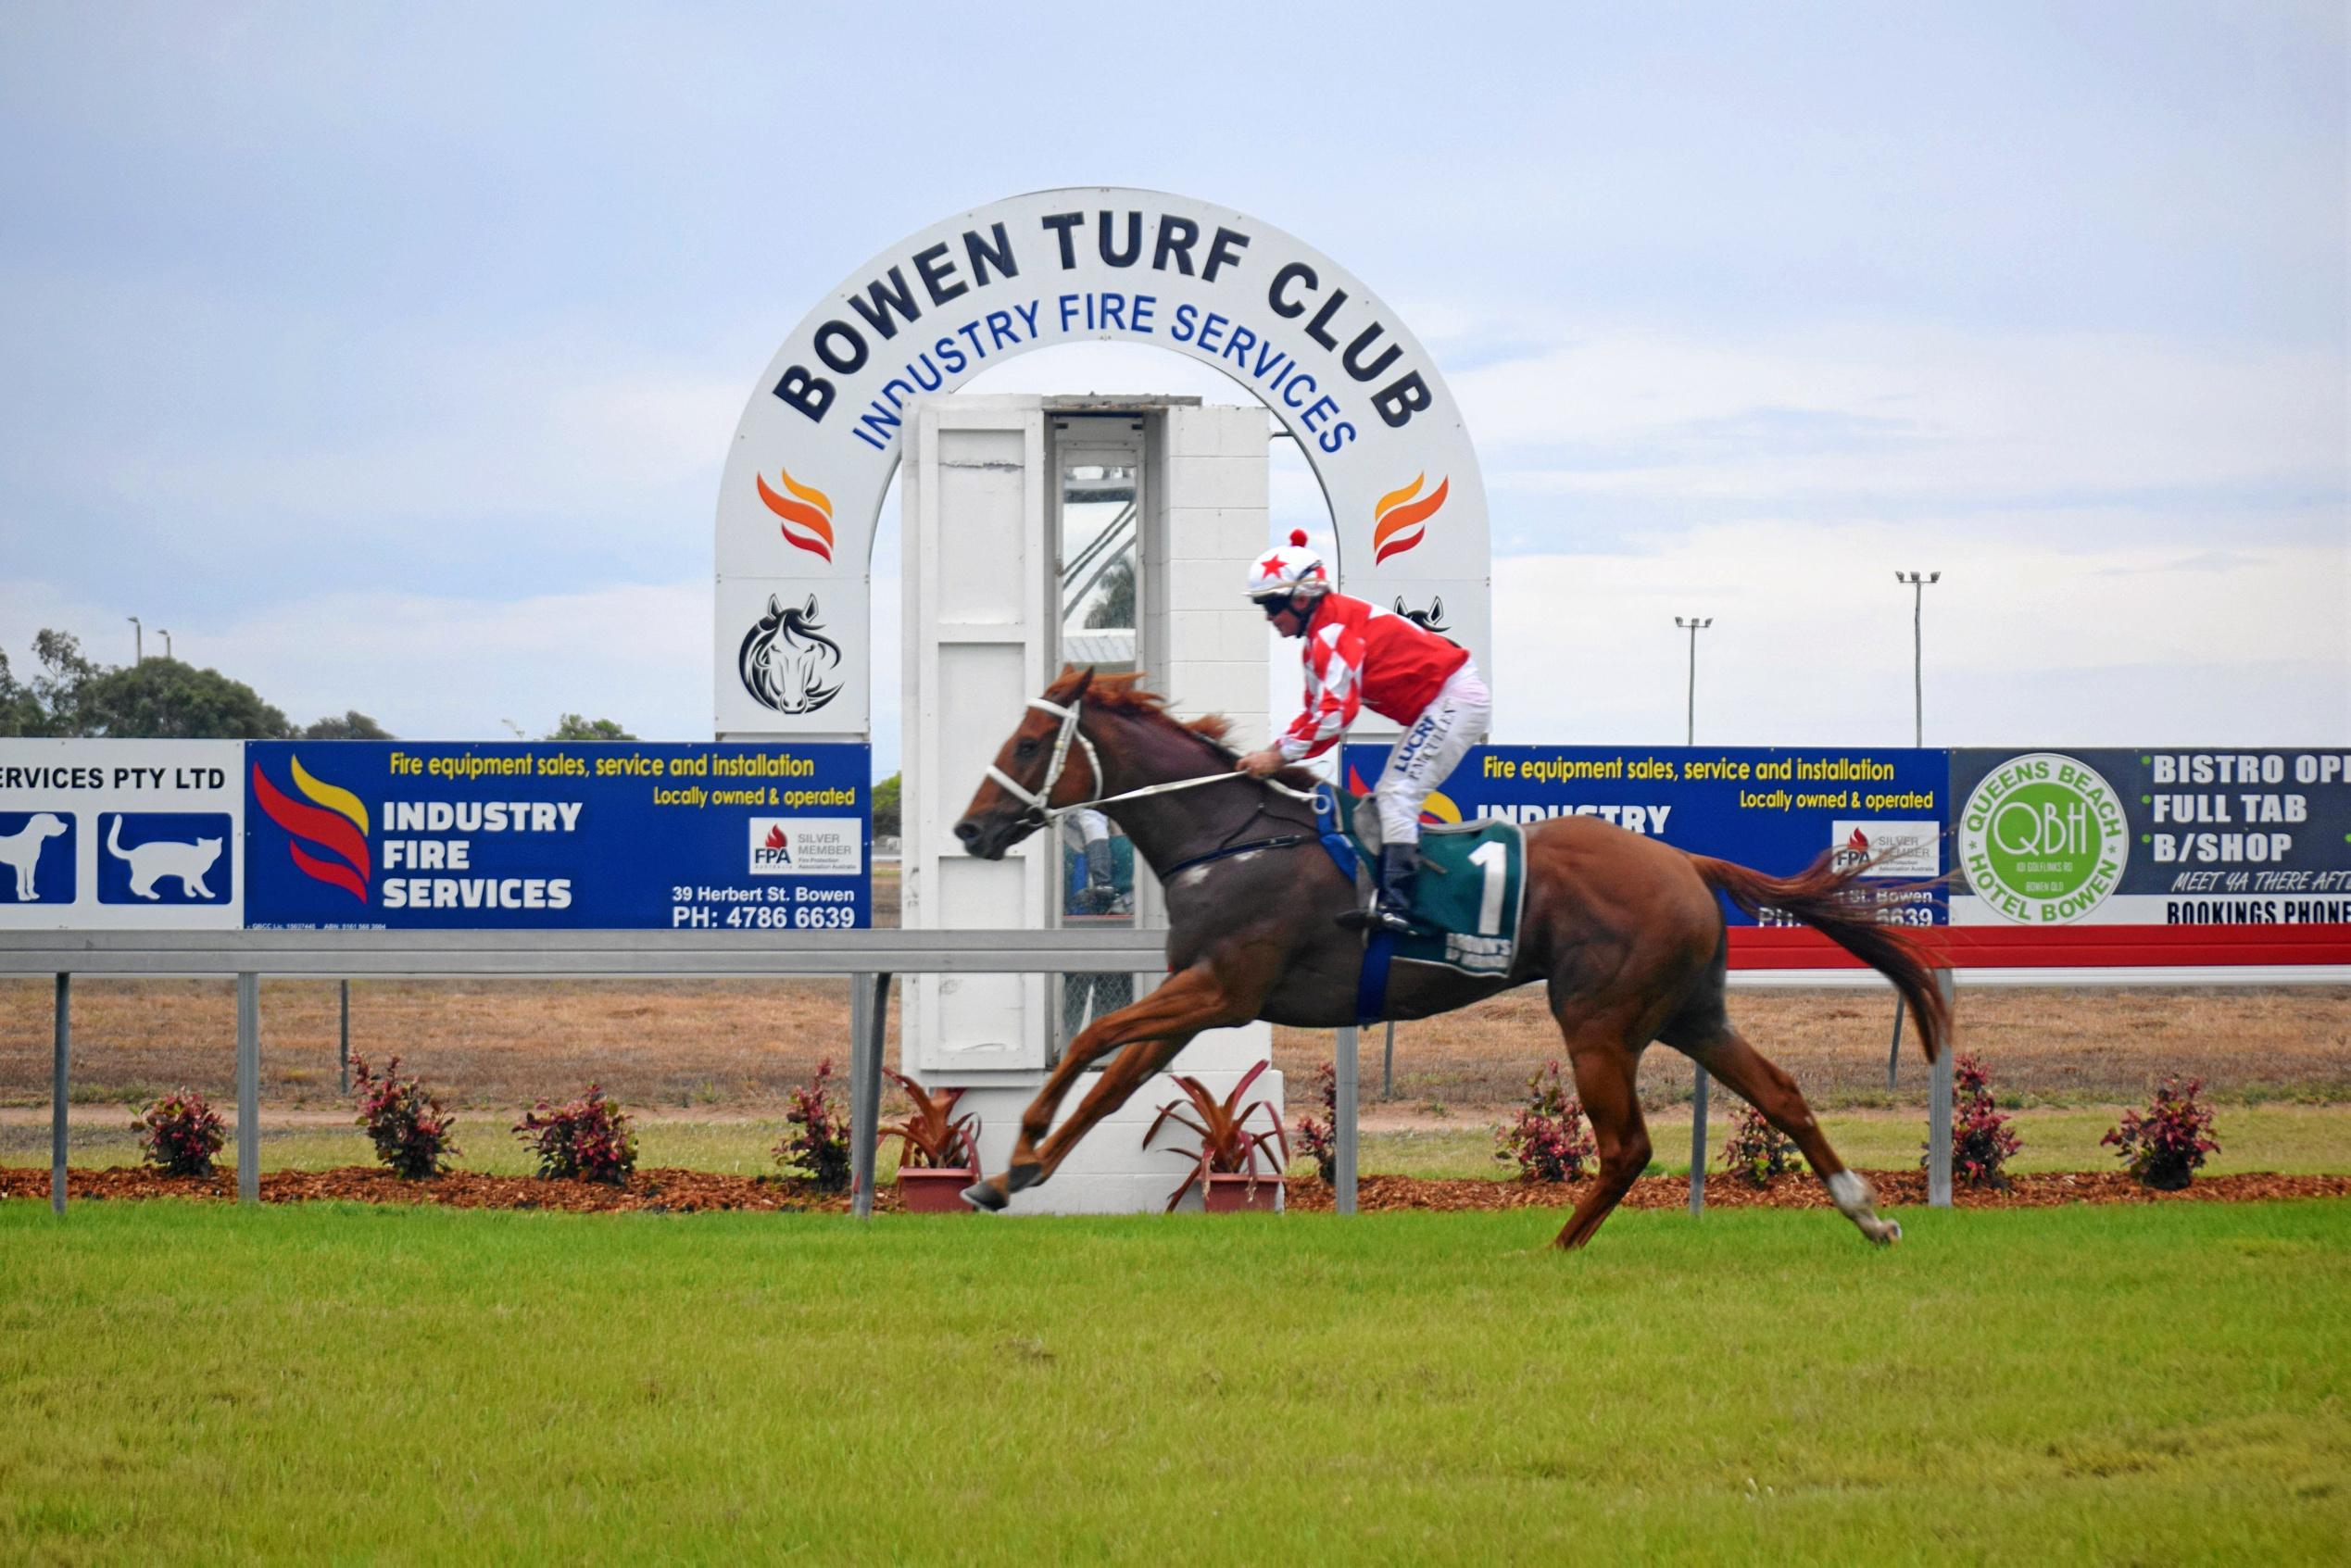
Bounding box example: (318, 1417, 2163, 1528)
(1394, 595, 1451, 635)
(738, 594, 844, 715)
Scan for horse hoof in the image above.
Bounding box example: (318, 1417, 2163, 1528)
(1006, 1161, 1045, 1194)
(962, 1181, 1007, 1212)
(1871, 1219, 1902, 1247)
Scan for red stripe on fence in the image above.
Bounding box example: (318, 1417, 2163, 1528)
(1727, 923, 2351, 971)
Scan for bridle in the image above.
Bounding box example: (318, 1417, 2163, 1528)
(987, 694, 1320, 829)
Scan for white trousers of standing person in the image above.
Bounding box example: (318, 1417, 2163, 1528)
(1373, 661, 1491, 846)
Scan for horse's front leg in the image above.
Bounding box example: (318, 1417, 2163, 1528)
(964, 965, 1255, 1210)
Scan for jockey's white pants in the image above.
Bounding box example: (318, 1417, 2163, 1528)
(1374, 661, 1491, 847)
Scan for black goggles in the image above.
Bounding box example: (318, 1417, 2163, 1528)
(1254, 594, 1293, 619)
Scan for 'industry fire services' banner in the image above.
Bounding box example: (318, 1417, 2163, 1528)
(245, 742, 870, 929)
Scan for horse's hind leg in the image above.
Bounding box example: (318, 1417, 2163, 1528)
(1666, 1016, 1902, 1247)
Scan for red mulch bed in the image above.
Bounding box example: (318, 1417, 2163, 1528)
(1, 1165, 860, 1213)
(6, 1165, 2348, 1213)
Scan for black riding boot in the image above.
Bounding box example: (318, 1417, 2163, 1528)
(1340, 844, 1425, 935)
(1081, 839, 1118, 914)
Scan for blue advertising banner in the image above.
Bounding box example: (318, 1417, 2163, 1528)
(245, 742, 870, 930)
(1343, 742, 1950, 926)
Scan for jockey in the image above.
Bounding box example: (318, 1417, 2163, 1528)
(1234, 529, 1493, 935)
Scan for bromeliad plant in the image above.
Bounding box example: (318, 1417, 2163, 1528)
(1292, 1060, 1338, 1184)
(883, 1069, 981, 1172)
(774, 1058, 852, 1192)
(2103, 1075, 2219, 1191)
(1494, 1060, 1594, 1183)
(351, 1054, 459, 1179)
(133, 1088, 227, 1179)
(512, 1085, 637, 1185)
(1927, 1050, 2021, 1189)
(1721, 1102, 1800, 1186)
(1144, 1059, 1289, 1212)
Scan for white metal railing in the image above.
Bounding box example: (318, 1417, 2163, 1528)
(12, 931, 2336, 1224)
(6, 928, 1165, 1221)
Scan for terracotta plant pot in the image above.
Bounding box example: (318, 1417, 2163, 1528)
(897, 1167, 978, 1213)
(1203, 1171, 1284, 1213)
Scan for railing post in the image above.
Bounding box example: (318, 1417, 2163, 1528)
(236, 972, 259, 1206)
(849, 973, 887, 1220)
(1928, 969, 1955, 1208)
(1334, 1025, 1359, 1215)
(338, 979, 351, 1097)
(1381, 1020, 1394, 1101)
(1688, 1065, 1710, 1214)
(51, 972, 69, 1216)
(1885, 995, 1905, 1090)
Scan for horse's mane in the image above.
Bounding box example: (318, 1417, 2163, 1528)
(1047, 667, 1236, 755)
(1046, 666, 1321, 791)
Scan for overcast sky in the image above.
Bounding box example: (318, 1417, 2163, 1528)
(3, 1, 2343, 773)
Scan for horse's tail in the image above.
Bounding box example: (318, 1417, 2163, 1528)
(1689, 852, 1950, 1062)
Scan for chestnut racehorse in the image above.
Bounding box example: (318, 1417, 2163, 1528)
(952, 669, 1949, 1248)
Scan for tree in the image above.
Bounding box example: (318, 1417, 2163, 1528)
(1084, 557, 1136, 630)
(0, 631, 101, 736)
(873, 772, 901, 837)
(0, 649, 46, 736)
(547, 714, 636, 741)
(75, 657, 292, 739)
(302, 710, 395, 740)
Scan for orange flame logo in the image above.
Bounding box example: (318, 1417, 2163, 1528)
(755, 466, 836, 563)
(1372, 474, 1448, 565)
(251, 755, 371, 903)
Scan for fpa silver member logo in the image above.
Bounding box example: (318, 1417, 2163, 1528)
(1959, 753, 2130, 923)
(748, 817, 862, 875)
(1830, 821, 1940, 878)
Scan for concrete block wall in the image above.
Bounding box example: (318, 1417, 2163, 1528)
(1143, 403, 1275, 1079)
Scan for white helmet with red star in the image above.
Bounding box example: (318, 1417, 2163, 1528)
(1244, 530, 1330, 600)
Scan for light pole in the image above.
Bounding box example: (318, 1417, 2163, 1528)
(1674, 613, 1713, 1214)
(1674, 616, 1712, 745)
(127, 616, 142, 663)
(1895, 571, 1940, 747)
(1889, 571, 1940, 1092)
(157, 629, 172, 660)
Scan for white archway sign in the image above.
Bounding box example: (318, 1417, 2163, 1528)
(716, 185, 1491, 737)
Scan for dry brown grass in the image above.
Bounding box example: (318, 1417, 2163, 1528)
(1294, 985, 2351, 1113)
(1, 972, 2342, 1117)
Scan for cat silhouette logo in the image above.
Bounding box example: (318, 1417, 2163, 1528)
(251, 756, 371, 903)
(97, 813, 232, 904)
(738, 594, 844, 715)
(0, 812, 74, 903)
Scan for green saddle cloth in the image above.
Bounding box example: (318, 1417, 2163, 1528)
(1341, 793, 1527, 978)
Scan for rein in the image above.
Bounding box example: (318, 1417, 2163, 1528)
(993, 695, 1320, 827)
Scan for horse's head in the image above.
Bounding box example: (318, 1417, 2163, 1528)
(954, 668, 1105, 859)
(738, 594, 844, 716)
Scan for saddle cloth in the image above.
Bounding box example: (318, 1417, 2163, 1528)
(1341, 792, 1527, 979)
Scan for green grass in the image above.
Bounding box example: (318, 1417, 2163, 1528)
(3, 1119, 815, 1178)
(3, 1200, 2346, 1563)
(9, 1101, 2348, 1185)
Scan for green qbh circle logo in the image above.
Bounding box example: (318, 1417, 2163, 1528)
(1958, 752, 2130, 923)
